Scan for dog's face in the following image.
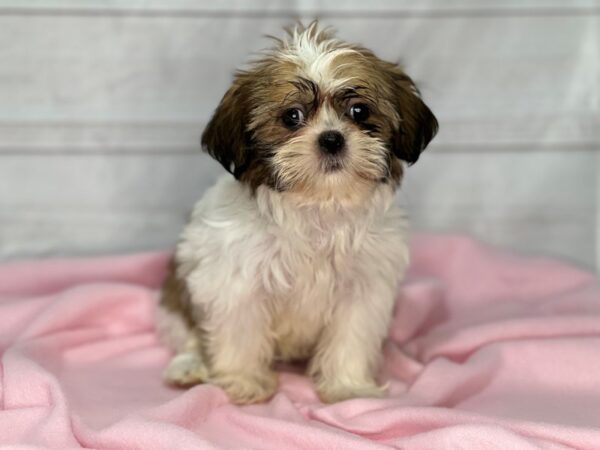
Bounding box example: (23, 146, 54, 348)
(202, 23, 438, 204)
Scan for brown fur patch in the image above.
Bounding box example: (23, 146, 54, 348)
(330, 46, 438, 166)
(160, 258, 195, 328)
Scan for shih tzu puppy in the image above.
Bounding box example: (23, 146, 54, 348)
(156, 22, 437, 404)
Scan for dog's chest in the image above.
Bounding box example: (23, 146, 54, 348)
(263, 215, 403, 360)
(264, 227, 357, 358)
(264, 223, 358, 301)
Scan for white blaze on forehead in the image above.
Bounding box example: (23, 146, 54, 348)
(314, 103, 344, 131)
(278, 24, 359, 91)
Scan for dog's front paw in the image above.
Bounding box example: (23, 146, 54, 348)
(163, 351, 209, 387)
(212, 370, 278, 405)
(315, 379, 387, 403)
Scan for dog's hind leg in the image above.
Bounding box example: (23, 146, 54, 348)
(156, 259, 208, 387)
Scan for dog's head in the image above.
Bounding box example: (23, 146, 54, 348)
(202, 22, 438, 204)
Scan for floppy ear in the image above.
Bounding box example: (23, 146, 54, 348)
(201, 79, 255, 178)
(390, 72, 438, 165)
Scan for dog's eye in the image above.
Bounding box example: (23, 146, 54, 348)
(281, 108, 305, 128)
(348, 103, 370, 123)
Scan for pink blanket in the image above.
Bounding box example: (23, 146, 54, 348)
(1, 234, 599, 449)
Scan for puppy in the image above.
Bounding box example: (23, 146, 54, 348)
(156, 22, 437, 404)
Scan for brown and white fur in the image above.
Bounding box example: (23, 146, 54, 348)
(156, 22, 438, 404)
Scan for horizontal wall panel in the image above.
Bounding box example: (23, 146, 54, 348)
(0, 209, 182, 258)
(0, 16, 287, 122)
(1, 150, 596, 268)
(1, 0, 598, 15)
(401, 150, 597, 210)
(0, 15, 597, 148)
(401, 150, 598, 269)
(1, 151, 594, 211)
(0, 154, 220, 210)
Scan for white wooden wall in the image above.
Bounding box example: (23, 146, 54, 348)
(0, 0, 598, 270)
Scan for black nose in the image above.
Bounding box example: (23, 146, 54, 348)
(318, 130, 345, 155)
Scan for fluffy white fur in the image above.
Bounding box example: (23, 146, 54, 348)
(278, 25, 358, 90)
(158, 176, 409, 403)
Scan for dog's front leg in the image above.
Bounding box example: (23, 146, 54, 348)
(308, 279, 397, 403)
(202, 292, 277, 404)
